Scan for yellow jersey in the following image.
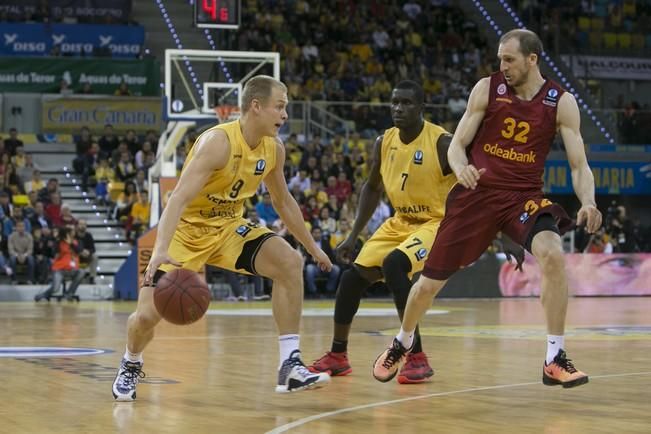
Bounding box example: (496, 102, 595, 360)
(380, 121, 456, 222)
(180, 120, 277, 227)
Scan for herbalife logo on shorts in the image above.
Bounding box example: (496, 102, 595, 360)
(254, 159, 266, 175)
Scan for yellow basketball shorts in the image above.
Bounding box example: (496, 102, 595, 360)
(354, 216, 441, 278)
(159, 218, 275, 276)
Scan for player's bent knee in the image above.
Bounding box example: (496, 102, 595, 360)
(270, 248, 303, 280)
(413, 276, 444, 298)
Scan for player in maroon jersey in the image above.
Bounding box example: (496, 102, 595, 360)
(373, 29, 602, 388)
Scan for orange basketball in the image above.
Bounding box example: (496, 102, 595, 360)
(154, 269, 211, 325)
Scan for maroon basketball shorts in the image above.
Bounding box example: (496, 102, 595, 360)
(422, 184, 573, 280)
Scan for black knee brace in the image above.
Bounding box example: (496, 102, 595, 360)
(382, 250, 413, 310)
(333, 267, 371, 325)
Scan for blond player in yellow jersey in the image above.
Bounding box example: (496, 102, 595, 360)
(308, 81, 523, 384)
(112, 76, 332, 401)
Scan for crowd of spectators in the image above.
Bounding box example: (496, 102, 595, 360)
(222, 0, 492, 136)
(0, 129, 98, 288)
(72, 124, 158, 245)
(514, 0, 651, 55)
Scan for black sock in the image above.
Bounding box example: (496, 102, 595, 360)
(331, 339, 348, 353)
(412, 326, 423, 353)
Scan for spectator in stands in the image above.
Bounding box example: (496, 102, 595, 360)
(59, 79, 73, 95)
(34, 227, 84, 302)
(17, 153, 40, 185)
(3, 206, 31, 237)
(94, 157, 115, 205)
(99, 124, 119, 155)
(38, 178, 59, 204)
(8, 220, 34, 284)
(60, 204, 77, 227)
(111, 141, 130, 166)
(255, 191, 279, 224)
(24, 169, 44, 194)
(367, 196, 392, 235)
(115, 149, 136, 182)
(45, 192, 64, 227)
(317, 207, 337, 236)
(0, 247, 12, 278)
(79, 82, 93, 94)
(80, 142, 105, 192)
(74, 127, 93, 172)
(124, 129, 140, 155)
(4, 128, 23, 156)
(127, 191, 149, 243)
(113, 182, 137, 222)
(0, 191, 12, 220)
(11, 146, 26, 170)
(288, 169, 311, 193)
(303, 226, 341, 298)
(133, 169, 148, 193)
(447, 88, 468, 122)
(114, 81, 132, 96)
(75, 219, 97, 284)
(32, 226, 55, 284)
(30, 201, 51, 229)
(246, 208, 267, 228)
(3, 162, 19, 191)
(134, 141, 154, 170)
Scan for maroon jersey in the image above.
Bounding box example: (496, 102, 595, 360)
(468, 72, 564, 190)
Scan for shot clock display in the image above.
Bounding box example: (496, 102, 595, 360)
(194, 0, 241, 29)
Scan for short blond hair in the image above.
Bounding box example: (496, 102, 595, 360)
(241, 75, 287, 113)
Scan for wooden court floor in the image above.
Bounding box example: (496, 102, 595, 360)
(1, 297, 650, 434)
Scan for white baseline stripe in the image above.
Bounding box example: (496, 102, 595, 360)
(265, 371, 651, 434)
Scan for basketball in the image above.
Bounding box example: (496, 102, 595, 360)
(154, 269, 211, 325)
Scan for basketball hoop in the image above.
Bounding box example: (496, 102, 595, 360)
(213, 105, 240, 123)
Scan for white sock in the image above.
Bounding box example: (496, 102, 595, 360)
(278, 334, 300, 366)
(545, 335, 564, 365)
(396, 327, 415, 350)
(124, 346, 143, 363)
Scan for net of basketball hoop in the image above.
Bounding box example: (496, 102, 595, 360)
(214, 105, 241, 123)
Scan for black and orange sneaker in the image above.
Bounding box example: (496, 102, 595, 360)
(542, 349, 589, 388)
(373, 338, 411, 382)
(308, 351, 352, 376)
(397, 352, 434, 384)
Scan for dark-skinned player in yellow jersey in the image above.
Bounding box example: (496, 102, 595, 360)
(309, 81, 524, 384)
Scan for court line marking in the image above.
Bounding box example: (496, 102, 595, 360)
(265, 371, 651, 434)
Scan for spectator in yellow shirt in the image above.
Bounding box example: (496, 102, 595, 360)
(127, 191, 150, 243)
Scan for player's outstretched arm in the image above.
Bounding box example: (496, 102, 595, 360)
(558, 92, 602, 233)
(448, 77, 490, 189)
(337, 135, 384, 262)
(265, 140, 332, 271)
(144, 130, 230, 284)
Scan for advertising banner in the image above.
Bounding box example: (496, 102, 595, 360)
(41, 96, 162, 134)
(0, 23, 143, 57)
(544, 160, 651, 195)
(499, 252, 651, 297)
(561, 54, 651, 81)
(0, 1, 131, 22)
(0, 57, 160, 95)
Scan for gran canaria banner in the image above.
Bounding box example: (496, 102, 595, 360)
(0, 57, 159, 95)
(544, 160, 651, 195)
(42, 96, 162, 134)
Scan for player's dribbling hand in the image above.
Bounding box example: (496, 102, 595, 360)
(456, 165, 486, 189)
(577, 204, 602, 234)
(143, 251, 182, 286)
(312, 248, 333, 272)
(336, 236, 356, 264)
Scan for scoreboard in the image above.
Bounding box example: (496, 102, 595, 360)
(193, 0, 241, 29)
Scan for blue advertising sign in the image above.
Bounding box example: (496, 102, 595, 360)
(544, 160, 651, 195)
(0, 23, 144, 57)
